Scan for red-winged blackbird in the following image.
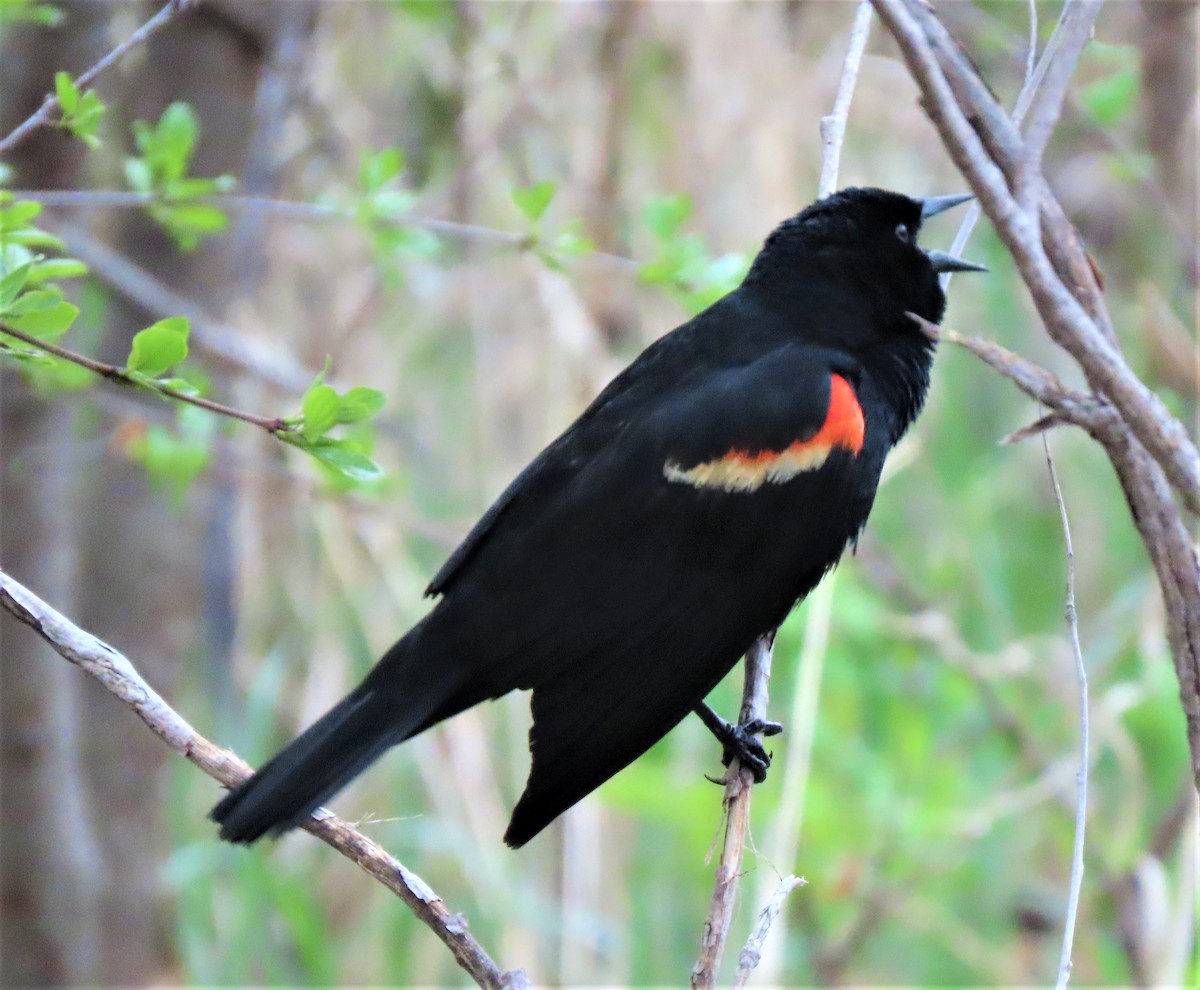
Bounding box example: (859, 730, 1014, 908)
(212, 188, 983, 848)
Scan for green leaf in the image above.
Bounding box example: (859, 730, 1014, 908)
(335, 386, 385, 425)
(153, 102, 198, 177)
(128, 420, 212, 502)
(54, 72, 78, 114)
(299, 437, 384, 482)
(27, 257, 88, 283)
(359, 148, 405, 193)
(301, 382, 339, 439)
(4, 227, 65, 250)
(0, 260, 33, 309)
(643, 194, 692, 240)
(124, 157, 153, 193)
(1081, 68, 1140, 126)
(155, 375, 202, 398)
(512, 181, 556, 223)
(3, 298, 79, 339)
(126, 316, 189, 376)
(0, 200, 43, 229)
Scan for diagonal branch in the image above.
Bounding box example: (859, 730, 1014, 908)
(0, 567, 529, 990)
(875, 0, 1200, 515)
(871, 0, 1200, 795)
(0, 320, 290, 434)
(0, 0, 202, 157)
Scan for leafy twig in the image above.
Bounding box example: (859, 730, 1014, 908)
(11, 189, 640, 269)
(0, 568, 529, 990)
(0, 320, 289, 434)
(0, 0, 201, 157)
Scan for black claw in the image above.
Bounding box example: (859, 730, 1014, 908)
(745, 717, 784, 738)
(693, 702, 783, 785)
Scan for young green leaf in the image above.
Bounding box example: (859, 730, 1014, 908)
(126, 316, 190, 376)
(2, 288, 79, 340)
(512, 181, 556, 223)
(643, 194, 692, 240)
(301, 437, 384, 482)
(0, 259, 34, 310)
(301, 382, 340, 439)
(1081, 68, 1140, 127)
(360, 148, 405, 194)
(54, 71, 78, 114)
(335, 386, 386, 425)
(27, 257, 88, 283)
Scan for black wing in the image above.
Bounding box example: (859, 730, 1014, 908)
(433, 343, 871, 846)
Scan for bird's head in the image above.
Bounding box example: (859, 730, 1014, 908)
(743, 187, 985, 328)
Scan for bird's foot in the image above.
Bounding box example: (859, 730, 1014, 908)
(693, 703, 783, 784)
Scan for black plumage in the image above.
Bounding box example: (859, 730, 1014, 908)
(211, 187, 982, 848)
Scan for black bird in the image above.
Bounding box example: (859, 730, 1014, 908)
(212, 187, 983, 848)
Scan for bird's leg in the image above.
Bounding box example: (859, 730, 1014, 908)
(693, 702, 783, 784)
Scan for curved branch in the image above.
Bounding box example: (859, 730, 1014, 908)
(0, 568, 529, 990)
(870, 0, 1200, 794)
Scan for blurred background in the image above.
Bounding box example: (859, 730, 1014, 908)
(0, 1, 1195, 985)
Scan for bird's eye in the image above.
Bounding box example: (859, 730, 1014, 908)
(895, 223, 910, 243)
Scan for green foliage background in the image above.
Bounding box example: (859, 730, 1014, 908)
(1, 1, 1194, 986)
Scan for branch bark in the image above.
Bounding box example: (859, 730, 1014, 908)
(0, 568, 528, 990)
(691, 635, 776, 989)
(871, 0, 1200, 793)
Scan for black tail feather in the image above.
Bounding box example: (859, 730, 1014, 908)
(212, 687, 402, 843)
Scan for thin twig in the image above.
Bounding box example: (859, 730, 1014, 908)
(943, 0, 1059, 289)
(905, 313, 1114, 435)
(0, 320, 290, 434)
(1042, 431, 1089, 990)
(0, 0, 201, 157)
(733, 874, 806, 988)
(11, 189, 639, 269)
(0, 568, 528, 990)
(691, 635, 776, 990)
(1016, 1, 1103, 216)
(817, 1, 873, 199)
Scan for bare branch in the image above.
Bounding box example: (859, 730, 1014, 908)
(818, 1, 873, 199)
(691, 635, 776, 989)
(0, 0, 202, 157)
(871, 0, 1200, 793)
(733, 874, 806, 988)
(1041, 431, 1089, 990)
(0, 568, 527, 990)
(906, 314, 1114, 434)
(1016, 1, 1103, 216)
(872, 0, 1200, 515)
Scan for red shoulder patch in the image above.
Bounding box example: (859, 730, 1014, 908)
(663, 373, 866, 492)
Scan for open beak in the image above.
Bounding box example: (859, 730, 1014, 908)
(918, 194, 987, 273)
(925, 250, 988, 274)
(919, 193, 974, 220)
